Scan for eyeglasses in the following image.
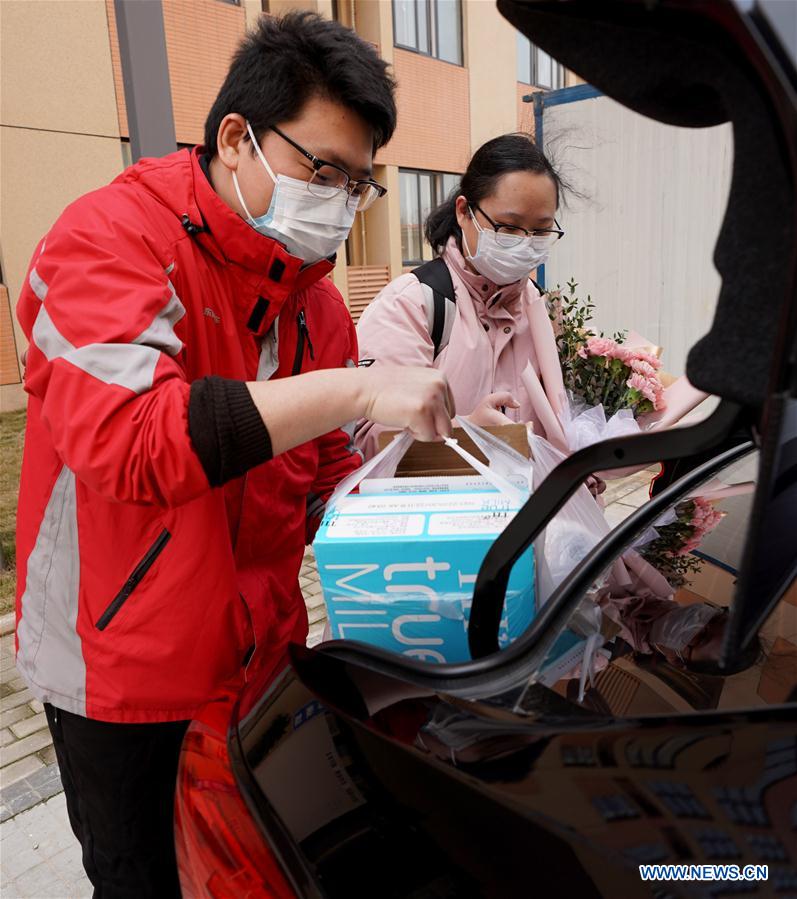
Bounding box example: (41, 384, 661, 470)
(471, 203, 565, 250)
(270, 126, 387, 212)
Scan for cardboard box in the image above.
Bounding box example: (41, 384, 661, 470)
(377, 424, 529, 478)
(314, 485, 535, 664)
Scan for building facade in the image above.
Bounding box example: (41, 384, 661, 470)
(0, 0, 579, 410)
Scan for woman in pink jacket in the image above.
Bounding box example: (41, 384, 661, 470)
(355, 134, 569, 459)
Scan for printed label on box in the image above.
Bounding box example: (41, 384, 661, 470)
(428, 511, 518, 536)
(326, 514, 426, 539)
(332, 492, 516, 516)
(360, 475, 530, 495)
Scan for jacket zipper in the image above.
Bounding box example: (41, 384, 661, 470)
(292, 309, 315, 376)
(239, 593, 257, 675)
(96, 529, 171, 630)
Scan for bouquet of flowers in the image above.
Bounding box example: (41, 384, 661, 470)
(638, 497, 724, 588)
(546, 279, 668, 453)
(549, 278, 665, 418)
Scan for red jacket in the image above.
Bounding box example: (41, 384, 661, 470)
(15, 148, 360, 723)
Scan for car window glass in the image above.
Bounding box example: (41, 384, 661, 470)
(528, 450, 797, 716)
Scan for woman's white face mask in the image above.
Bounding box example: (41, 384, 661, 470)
(231, 121, 356, 265)
(463, 208, 551, 286)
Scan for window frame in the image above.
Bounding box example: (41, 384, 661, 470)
(392, 0, 463, 67)
(399, 167, 461, 266)
(516, 33, 565, 90)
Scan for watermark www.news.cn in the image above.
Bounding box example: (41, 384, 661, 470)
(640, 864, 769, 883)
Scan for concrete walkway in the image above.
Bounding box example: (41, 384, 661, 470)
(0, 548, 330, 896)
(1, 795, 91, 898)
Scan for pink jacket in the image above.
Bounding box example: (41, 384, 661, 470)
(355, 238, 567, 458)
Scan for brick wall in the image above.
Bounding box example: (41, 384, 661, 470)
(377, 49, 470, 174)
(106, 0, 246, 146)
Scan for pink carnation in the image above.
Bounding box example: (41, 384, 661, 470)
(627, 372, 665, 409)
(585, 335, 627, 360)
(690, 498, 723, 533)
(628, 349, 662, 370)
(628, 358, 659, 379)
(680, 537, 702, 554)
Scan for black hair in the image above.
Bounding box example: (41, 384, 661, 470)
(204, 12, 396, 157)
(424, 133, 563, 254)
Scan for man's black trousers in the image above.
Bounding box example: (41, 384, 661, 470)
(45, 704, 190, 898)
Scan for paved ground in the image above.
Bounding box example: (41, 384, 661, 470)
(1, 795, 91, 898)
(0, 549, 330, 896)
(0, 470, 655, 895)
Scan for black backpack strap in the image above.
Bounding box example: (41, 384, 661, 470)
(530, 277, 545, 294)
(412, 257, 456, 358)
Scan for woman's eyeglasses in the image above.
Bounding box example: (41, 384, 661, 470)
(471, 203, 565, 250)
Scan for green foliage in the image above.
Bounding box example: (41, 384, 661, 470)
(547, 278, 657, 417)
(638, 501, 703, 589)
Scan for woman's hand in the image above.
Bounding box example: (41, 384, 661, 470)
(586, 475, 606, 498)
(466, 392, 520, 428)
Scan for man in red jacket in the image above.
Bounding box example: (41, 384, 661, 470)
(15, 12, 453, 896)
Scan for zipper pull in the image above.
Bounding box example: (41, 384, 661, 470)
(298, 310, 315, 360)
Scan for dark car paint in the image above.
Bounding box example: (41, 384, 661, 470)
(226, 647, 795, 898)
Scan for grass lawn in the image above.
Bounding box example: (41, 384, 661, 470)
(1, 408, 25, 616)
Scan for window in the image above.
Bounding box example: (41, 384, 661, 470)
(516, 32, 564, 89)
(393, 0, 462, 65)
(399, 169, 460, 265)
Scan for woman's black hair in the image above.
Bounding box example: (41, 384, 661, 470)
(204, 12, 396, 156)
(424, 133, 563, 254)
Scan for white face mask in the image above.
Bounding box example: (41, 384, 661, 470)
(231, 121, 356, 265)
(649, 603, 722, 653)
(463, 208, 551, 286)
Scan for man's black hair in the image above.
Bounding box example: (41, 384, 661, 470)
(204, 11, 396, 156)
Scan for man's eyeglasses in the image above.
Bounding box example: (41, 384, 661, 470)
(271, 125, 387, 212)
(471, 203, 564, 250)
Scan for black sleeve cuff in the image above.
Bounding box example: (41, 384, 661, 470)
(188, 376, 273, 487)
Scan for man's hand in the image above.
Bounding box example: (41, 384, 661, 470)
(360, 366, 456, 442)
(466, 392, 519, 428)
(247, 366, 455, 457)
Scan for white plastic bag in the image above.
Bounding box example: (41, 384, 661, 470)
(528, 432, 612, 607)
(327, 419, 531, 513)
(559, 393, 642, 454)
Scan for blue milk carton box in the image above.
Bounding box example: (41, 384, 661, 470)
(314, 481, 535, 664)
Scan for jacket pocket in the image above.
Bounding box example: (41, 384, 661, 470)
(95, 529, 171, 631)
